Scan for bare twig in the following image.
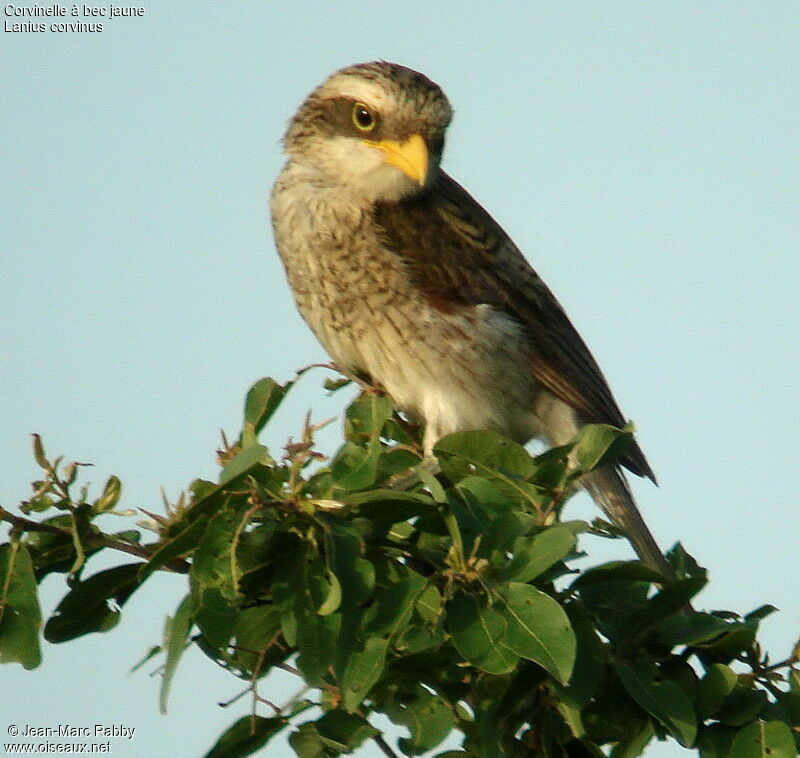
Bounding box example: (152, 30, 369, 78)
(372, 733, 400, 758)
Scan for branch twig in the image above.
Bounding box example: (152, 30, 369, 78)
(372, 733, 400, 758)
(0, 506, 190, 574)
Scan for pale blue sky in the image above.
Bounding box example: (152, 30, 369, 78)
(2, 3, 798, 757)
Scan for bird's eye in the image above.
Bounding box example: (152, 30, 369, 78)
(351, 102, 376, 132)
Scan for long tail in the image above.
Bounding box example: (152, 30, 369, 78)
(581, 466, 674, 580)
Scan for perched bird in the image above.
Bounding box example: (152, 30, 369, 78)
(271, 61, 670, 576)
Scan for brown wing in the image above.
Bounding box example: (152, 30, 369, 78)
(372, 171, 655, 482)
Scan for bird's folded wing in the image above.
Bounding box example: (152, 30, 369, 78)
(372, 171, 655, 482)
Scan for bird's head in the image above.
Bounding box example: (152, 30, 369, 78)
(282, 61, 453, 202)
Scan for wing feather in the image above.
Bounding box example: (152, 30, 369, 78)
(372, 172, 655, 482)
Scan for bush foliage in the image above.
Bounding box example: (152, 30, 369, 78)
(1, 374, 799, 757)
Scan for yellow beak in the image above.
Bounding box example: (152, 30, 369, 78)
(364, 133, 429, 186)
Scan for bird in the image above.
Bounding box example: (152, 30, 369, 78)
(271, 61, 671, 577)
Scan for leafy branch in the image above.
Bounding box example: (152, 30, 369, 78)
(1, 374, 798, 757)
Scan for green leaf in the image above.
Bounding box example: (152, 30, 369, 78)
(32, 433, 50, 470)
(44, 563, 142, 643)
(21, 516, 81, 579)
(696, 664, 738, 719)
(478, 511, 540, 558)
(271, 549, 341, 685)
(340, 636, 389, 711)
(454, 474, 508, 506)
(362, 570, 427, 639)
(229, 605, 282, 673)
(729, 720, 797, 758)
(667, 542, 708, 581)
(387, 685, 454, 755)
(324, 376, 351, 392)
(288, 724, 327, 758)
(396, 623, 446, 653)
(744, 605, 779, 623)
(555, 601, 606, 708)
(496, 583, 576, 684)
(331, 439, 381, 491)
(159, 593, 193, 714)
(296, 611, 342, 686)
(348, 488, 434, 514)
(447, 594, 518, 675)
(617, 576, 707, 647)
(327, 523, 374, 607)
(344, 393, 394, 440)
(185, 449, 272, 523)
(659, 612, 740, 647)
(609, 719, 655, 758)
(93, 475, 122, 514)
(241, 376, 292, 446)
(698, 723, 738, 758)
(139, 514, 209, 581)
(219, 445, 272, 488)
(271, 551, 304, 646)
(717, 689, 769, 727)
(571, 423, 634, 474)
(572, 560, 664, 588)
(315, 711, 378, 752)
(435, 431, 540, 509)
(614, 661, 697, 747)
(130, 644, 162, 675)
(190, 506, 245, 648)
(415, 582, 443, 623)
(435, 430, 534, 478)
(697, 622, 759, 662)
(0, 543, 42, 669)
(316, 569, 342, 616)
(204, 716, 286, 758)
(502, 525, 576, 583)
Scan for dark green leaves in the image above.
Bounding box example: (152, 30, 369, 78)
(331, 440, 382, 490)
(615, 661, 697, 747)
(139, 513, 208, 581)
(435, 431, 540, 509)
(330, 393, 395, 491)
(205, 716, 286, 758)
(290, 711, 378, 755)
(159, 593, 194, 714)
(340, 636, 390, 711)
(343, 392, 394, 440)
(435, 430, 535, 479)
(729, 719, 797, 758)
(696, 664, 738, 719)
(219, 445, 272, 489)
(272, 549, 341, 685)
(340, 570, 427, 710)
(190, 506, 245, 648)
(241, 376, 293, 447)
(500, 524, 576, 583)
(448, 584, 576, 683)
(0, 543, 42, 668)
(386, 685, 454, 755)
(570, 423, 635, 475)
(448, 594, 518, 675)
(496, 583, 576, 684)
(44, 563, 142, 643)
(5, 381, 798, 758)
